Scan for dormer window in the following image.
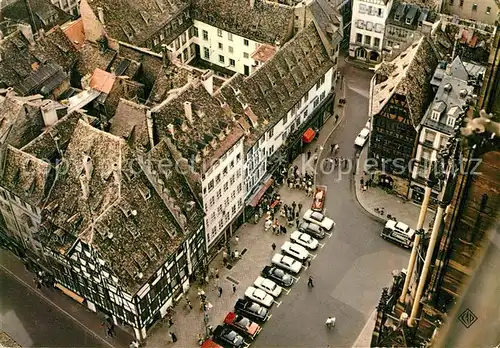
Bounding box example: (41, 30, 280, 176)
(431, 110, 440, 121)
(446, 117, 456, 127)
(406, 17, 411, 24)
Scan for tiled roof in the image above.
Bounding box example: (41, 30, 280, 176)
(109, 99, 151, 151)
(147, 65, 193, 105)
(1, 0, 71, 33)
(151, 80, 244, 173)
(217, 21, 333, 147)
(89, 68, 116, 94)
(0, 93, 45, 148)
(101, 77, 145, 120)
(0, 145, 52, 206)
(251, 44, 276, 63)
(192, 0, 294, 45)
(14, 62, 67, 96)
(40, 119, 204, 294)
(371, 36, 438, 126)
(74, 42, 117, 78)
(62, 19, 86, 50)
(84, 0, 190, 46)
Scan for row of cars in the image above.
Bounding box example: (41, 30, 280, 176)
(203, 210, 335, 348)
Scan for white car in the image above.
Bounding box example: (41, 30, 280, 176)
(290, 231, 319, 250)
(244, 286, 274, 308)
(355, 127, 370, 147)
(280, 241, 309, 262)
(303, 209, 335, 231)
(271, 253, 302, 274)
(254, 276, 282, 297)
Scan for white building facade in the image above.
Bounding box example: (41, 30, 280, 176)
(202, 138, 245, 248)
(51, 0, 80, 16)
(349, 0, 393, 63)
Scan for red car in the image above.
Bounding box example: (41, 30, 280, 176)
(200, 339, 223, 348)
(223, 312, 262, 340)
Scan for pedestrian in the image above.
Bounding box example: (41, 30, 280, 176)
(204, 313, 210, 324)
(170, 332, 177, 343)
(107, 325, 115, 337)
(186, 298, 193, 310)
(272, 224, 277, 235)
(292, 201, 296, 213)
(296, 218, 300, 227)
(306, 258, 311, 267)
(295, 210, 299, 219)
(298, 203, 303, 213)
(307, 150, 311, 160)
(326, 316, 336, 329)
(308, 276, 314, 288)
(168, 317, 174, 327)
(335, 114, 339, 122)
(232, 284, 237, 294)
(330, 143, 335, 152)
(218, 286, 223, 297)
(271, 242, 276, 250)
(215, 268, 219, 277)
(235, 236, 239, 244)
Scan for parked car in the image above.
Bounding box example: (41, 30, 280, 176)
(261, 266, 294, 287)
(272, 253, 302, 274)
(381, 220, 415, 248)
(254, 276, 282, 297)
(355, 127, 370, 147)
(212, 325, 247, 348)
(290, 231, 319, 250)
(201, 339, 224, 348)
(280, 241, 309, 262)
(244, 286, 274, 307)
(298, 222, 325, 239)
(223, 312, 262, 340)
(234, 299, 270, 322)
(303, 209, 335, 230)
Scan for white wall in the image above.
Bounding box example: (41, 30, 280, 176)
(245, 137, 267, 197)
(52, 0, 80, 16)
(411, 127, 449, 179)
(265, 67, 334, 157)
(190, 20, 264, 75)
(202, 138, 245, 247)
(350, 0, 393, 58)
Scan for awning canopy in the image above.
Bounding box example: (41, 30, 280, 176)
(248, 177, 274, 207)
(302, 128, 316, 143)
(55, 283, 85, 303)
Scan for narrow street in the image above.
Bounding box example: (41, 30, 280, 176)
(254, 61, 410, 347)
(0, 268, 106, 347)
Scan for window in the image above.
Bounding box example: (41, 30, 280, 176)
(378, 8, 383, 16)
(216, 174, 221, 184)
(230, 175, 235, 185)
(486, 6, 491, 13)
(315, 75, 325, 90)
(209, 197, 215, 206)
(472, 3, 477, 10)
(446, 117, 455, 127)
(228, 32, 233, 41)
(243, 39, 249, 46)
(208, 180, 214, 192)
(203, 47, 210, 59)
(356, 33, 362, 43)
(216, 189, 222, 199)
(231, 191, 236, 199)
(449, 0, 453, 4)
(268, 128, 274, 139)
(243, 52, 249, 58)
(364, 35, 371, 45)
(228, 46, 234, 53)
(181, 32, 187, 45)
(302, 93, 308, 104)
(237, 183, 242, 192)
(219, 55, 225, 63)
(229, 58, 235, 67)
(374, 37, 380, 48)
(202, 30, 208, 40)
(320, 91, 326, 101)
(193, 27, 199, 37)
(218, 42, 223, 50)
(217, 28, 223, 37)
(359, 4, 366, 13)
(231, 205, 236, 215)
(313, 97, 319, 108)
(431, 110, 440, 121)
(223, 182, 229, 191)
(459, 0, 464, 6)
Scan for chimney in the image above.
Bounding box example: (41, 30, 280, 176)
(112, 163, 120, 184)
(250, 0, 255, 9)
(167, 123, 175, 139)
(184, 101, 193, 124)
(83, 155, 93, 179)
(97, 7, 105, 25)
(145, 110, 155, 149)
(79, 174, 89, 200)
(41, 101, 58, 127)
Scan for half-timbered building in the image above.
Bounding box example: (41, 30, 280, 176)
(368, 36, 438, 196)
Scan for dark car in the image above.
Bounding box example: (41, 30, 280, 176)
(262, 266, 294, 287)
(298, 221, 325, 239)
(234, 298, 269, 323)
(213, 325, 246, 348)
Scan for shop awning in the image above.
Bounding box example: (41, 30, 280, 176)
(248, 177, 274, 207)
(302, 128, 316, 143)
(55, 283, 85, 303)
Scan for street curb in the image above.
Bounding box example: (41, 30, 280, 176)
(313, 78, 347, 185)
(351, 177, 386, 224)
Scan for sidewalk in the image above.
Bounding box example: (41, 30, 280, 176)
(144, 79, 348, 348)
(353, 147, 435, 230)
(0, 250, 133, 348)
(145, 187, 312, 347)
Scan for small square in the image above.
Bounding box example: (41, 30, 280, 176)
(458, 308, 478, 328)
